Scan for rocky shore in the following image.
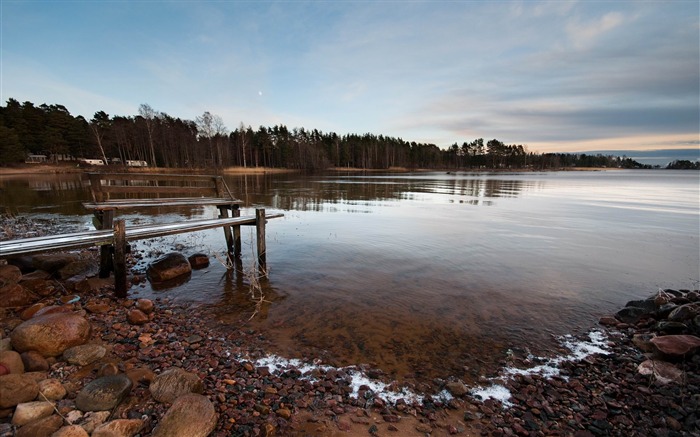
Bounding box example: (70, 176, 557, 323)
(0, 219, 698, 436)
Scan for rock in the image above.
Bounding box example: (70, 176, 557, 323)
(38, 378, 67, 401)
(85, 302, 110, 314)
(0, 283, 37, 307)
(276, 408, 292, 419)
(598, 316, 618, 326)
(135, 298, 154, 314)
(125, 367, 155, 387)
(63, 344, 107, 366)
(98, 363, 120, 377)
(0, 373, 39, 408)
(11, 400, 55, 426)
(668, 303, 699, 322)
(0, 364, 8, 376)
(188, 253, 210, 269)
(33, 305, 72, 318)
(625, 299, 657, 313)
(92, 419, 144, 437)
(0, 350, 24, 374)
(445, 381, 468, 397)
(50, 425, 90, 437)
(151, 393, 217, 437)
(10, 312, 91, 357)
(19, 270, 50, 280)
(631, 333, 655, 353)
(0, 338, 11, 352)
(77, 411, 110, 433)
(655, 321, 688, 334)
(20, 279, 58, 297)
(15, 414, 63, 437)
(21, 351, 50, 372)
(31, 254, 80, 273)
(149, 367, 204, 403)
(75, 374, 133, 412)
(637, 360, 684, 384)
(147, 253, 192, 283)
(20, 303, 46, 320)
(57, 260, 98, 280)
(650, 334, 700, 359)
(615, 306, 649, 324)
(127, 309, 148, 325)
(0, 264, 22, 283)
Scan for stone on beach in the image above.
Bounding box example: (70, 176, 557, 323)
(0, 283, 37, 307)
(38, 378, 67, 401)
(31, 253, 80, 273)
(11, 400, 55, 426)
(0, 373, 39, 408)
(10, 312, 91, 357)
(127, 309, 149, 325)
(63, 344, 107, 366)
(149, 367, 204, 403)
(21, 351, 50, 372)
(650, 334, 700, 359)
(0, 350, 24, 374)
(151, 393, 217, 437)
(50, 425, 90, 437)
(0, 264, 22, 283)
(92, 418, 145, 437)
(637, 360, 684, 384)
(146, 253, 192, 283)
(14, 413, 63, 437)
(75, 374, 133, 412)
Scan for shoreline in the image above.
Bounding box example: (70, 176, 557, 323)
(0, 164, 631, 177)
(1, 229, 698, 435)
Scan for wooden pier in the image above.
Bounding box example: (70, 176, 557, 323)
(0, 173, 283, 297)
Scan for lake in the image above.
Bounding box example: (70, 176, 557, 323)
(1, 169, 698, 384)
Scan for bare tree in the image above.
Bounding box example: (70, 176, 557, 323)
(138, 103, 158, 167)
(196, 111, 227, 168)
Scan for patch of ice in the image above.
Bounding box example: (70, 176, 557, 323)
(471, 384, 513, 407)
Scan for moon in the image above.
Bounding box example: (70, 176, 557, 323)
(258, 91, 263, 96)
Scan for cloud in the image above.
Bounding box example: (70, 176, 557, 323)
(566, 11, 625, 49)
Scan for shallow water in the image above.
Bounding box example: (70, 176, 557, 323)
(2, 170, 698, 383)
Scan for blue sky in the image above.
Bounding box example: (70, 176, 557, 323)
(2, 1, 698, 153)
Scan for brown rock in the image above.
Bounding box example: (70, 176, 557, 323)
(0, 373, 39, 408)
(31, 253, 80, 273)
(92, 418, 144, 437)
(127, 309, 149, 325)
(57, 260, 98, 280)
(98, 363, 120, 377)
(75, 374, 133, 412)
(15, 414, 63, 437)
(33, 305, 72, 318)
(276, 407, 292, 419)
(0, 283, 37, 307)
(0, 350, 24, 374)
(149, 367, 204, 403)
(632, 333, 655, 353)
(11, 400, 55, 426)
(19, 270, 50, 280)
(38, 378, 67, 401)
(63, 344, 107, 366)
(21, 351, 50, 372)
(20, 303, 46, 320)
(445, 381, 468, 397)
(598, 316, 619, 327)
(650, 334, 700, 359)
(85, 302, 110, 314)
(126, 367, 155, 386)
(11, 312, 92, 357)
(151, 393, 217, 437)
(135, 298, 154, 314)
(20, 279, 58, 297)
(188, 253, 210, 269)
(51, 425, 90, 437)
(0, 264, 22, 283)
(146, 253, 192, 283)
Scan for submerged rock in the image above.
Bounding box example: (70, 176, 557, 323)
(147, 253, 192, 283)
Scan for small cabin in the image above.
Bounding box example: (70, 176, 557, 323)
(126, 160, 148, 167)
(79, 158, 106, 166)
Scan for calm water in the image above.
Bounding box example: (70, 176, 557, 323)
(1, 170, 698, 383)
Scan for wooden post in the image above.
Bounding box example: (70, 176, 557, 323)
(113, 219, 127, 298)
(233, 204, 242, 258)
(99, 209, 115, 278)
(218, 206, 234, 260)
(256, 208, 267, 276)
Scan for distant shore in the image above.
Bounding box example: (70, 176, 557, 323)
(0, 163, 631, 177)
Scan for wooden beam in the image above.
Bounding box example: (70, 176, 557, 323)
(256, 208, 267, 276)
(113, 219, 127, 298)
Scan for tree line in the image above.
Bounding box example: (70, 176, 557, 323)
(0, 98, 664, 170)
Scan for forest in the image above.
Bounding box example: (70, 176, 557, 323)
(0, 99, 654, 170)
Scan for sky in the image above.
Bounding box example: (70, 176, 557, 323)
(2, 1, 699, 154)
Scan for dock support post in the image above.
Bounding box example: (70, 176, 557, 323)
(99, 209, 115, 278)
(218, 205, 234, 261)
(113, 219, 127, 298)
(233, 204, 242, 258)
(256, 208, 267, 276)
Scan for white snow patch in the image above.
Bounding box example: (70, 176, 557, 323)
(471, 384, 513, 407)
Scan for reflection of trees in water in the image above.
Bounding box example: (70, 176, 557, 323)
(223, 173, 543, 212)
(0, 174, 91, 215)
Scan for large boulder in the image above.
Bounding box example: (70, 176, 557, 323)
(75, 374, 133, 412)
(11, 312, 91, 357)
(151, 393, 217, 437)
(650, 335, 700, 359)
(149, 367, 204, 403)
(147, 253, 191, 283)
(0, 373, 39, 408)
(31, 254, 80, 273)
